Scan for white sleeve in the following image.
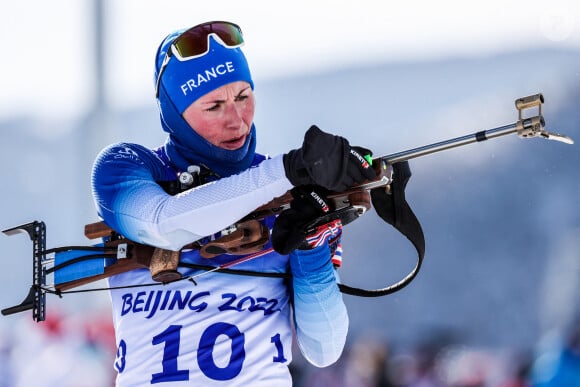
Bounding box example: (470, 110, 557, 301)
(158, 155, 292, 248)
(97, 153, 292, 251)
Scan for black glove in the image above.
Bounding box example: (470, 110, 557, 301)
(271, 185, 340, 255)
(283, 125, 376, 191)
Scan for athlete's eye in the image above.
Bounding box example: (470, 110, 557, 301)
(205, 103, 221, 112)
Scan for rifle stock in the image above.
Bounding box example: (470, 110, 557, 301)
(55, 240, 154, 291)
(73, 158, 390, 289)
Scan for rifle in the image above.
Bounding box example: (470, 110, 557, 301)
(1, 93, 573, 322)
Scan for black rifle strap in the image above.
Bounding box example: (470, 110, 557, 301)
(338, 161, 425, 297)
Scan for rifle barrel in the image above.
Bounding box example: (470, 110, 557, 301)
(383, 123, 518, 164)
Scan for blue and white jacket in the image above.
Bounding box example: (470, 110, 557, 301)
(91, 142, 348, 386)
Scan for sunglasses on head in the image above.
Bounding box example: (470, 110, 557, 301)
(155, 21, 245, 98)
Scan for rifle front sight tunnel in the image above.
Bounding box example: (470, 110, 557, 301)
(515, 93, 543, 111)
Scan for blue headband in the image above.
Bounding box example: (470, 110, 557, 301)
(154, 27, 257, 178)
(156, 32, 254, 113)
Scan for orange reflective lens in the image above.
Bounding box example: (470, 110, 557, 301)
(171, 21, 244, 61)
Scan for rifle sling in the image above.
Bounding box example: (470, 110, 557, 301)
(339, 161, 425, 297)
(338, 197, 425, 297)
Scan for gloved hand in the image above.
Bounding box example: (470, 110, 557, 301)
(283, 125, 376, 191)
(271, 185, 342, 255)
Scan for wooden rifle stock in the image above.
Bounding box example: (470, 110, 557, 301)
(55, 239, 154, 291)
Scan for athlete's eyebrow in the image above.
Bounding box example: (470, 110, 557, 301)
(201, 87, 251, 105)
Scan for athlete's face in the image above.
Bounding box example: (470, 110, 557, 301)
(182, 81, 255, 150)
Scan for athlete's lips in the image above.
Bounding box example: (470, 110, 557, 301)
(221, 134, 247, 149)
